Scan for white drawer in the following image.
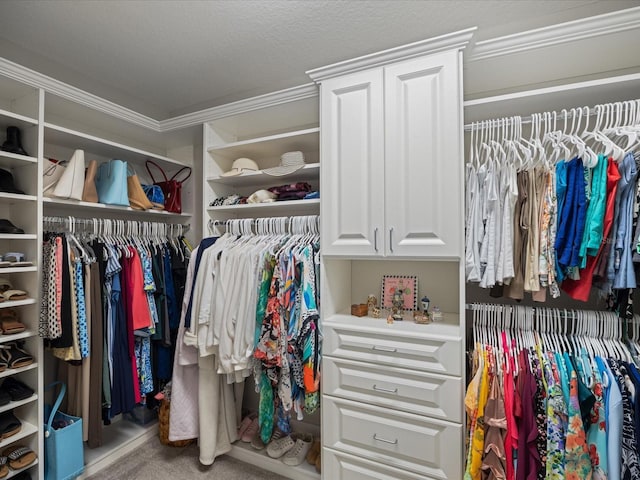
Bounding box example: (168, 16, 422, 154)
(324, 447, 440, 480)
(323, 356, 462, 422)
(323, 323, 462, 376)
(323, 396, 463, 479)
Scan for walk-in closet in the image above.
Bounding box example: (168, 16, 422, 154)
(0, 2, 638, 479)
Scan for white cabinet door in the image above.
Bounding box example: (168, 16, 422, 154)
(383, 50, 463, 257)
(320, 69, 385, 257)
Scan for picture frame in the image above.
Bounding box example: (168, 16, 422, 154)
(380, 275, 418, 311)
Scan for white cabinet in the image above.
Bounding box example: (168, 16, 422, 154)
(317, 49, 464, 258)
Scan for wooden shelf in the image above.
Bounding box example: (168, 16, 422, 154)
(0, 420, 38, 451)
(0, 151, 37, 167)
(0, 193, 37, 203)
(43, 197, 191, 219)
(207, 128, 319, 161)
(0, 394, 38, 416)
(207, 163, 319, 187)
(207, 199, 319, 217)
(44, 123, 188, 169)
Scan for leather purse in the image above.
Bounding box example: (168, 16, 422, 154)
(95, 159, 130, 206)
(81, 160, 99, 203)
(145, 160, 191, 214)
(43, 158, 66, 197)
(127, 167, 153, 210)
(53, 149, 85, 200)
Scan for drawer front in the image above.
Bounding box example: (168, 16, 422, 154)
(324, 397, 462, 479)
(323, 324, 462, 376)
(323, 356, 462, 422)
(324, 447, 439, 480)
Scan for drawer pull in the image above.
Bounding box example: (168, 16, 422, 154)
(373, 384, 398, 394)
(372, 345, 397, 353)
(373, 434, 398, 445)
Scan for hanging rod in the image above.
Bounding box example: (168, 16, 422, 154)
(463, 97, 639, 131)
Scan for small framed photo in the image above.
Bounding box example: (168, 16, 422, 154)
(380, 275, 418, 311)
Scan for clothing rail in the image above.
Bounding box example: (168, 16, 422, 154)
(43, 215, 190, 237)
(463, 97, 640, 131)
(208, 215, 320, 235)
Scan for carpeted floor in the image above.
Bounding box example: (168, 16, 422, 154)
(86, 436, 287, 480)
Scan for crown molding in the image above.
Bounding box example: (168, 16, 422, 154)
(159, 83, 318, 131)
(0, 57, 160, 130)
(468, 6, 640, 62)
(306, 27, 477, 82)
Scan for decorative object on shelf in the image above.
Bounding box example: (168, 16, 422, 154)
(372, 307, 381, 318)
(53, 149, 84, 201)
(220, 157, 259, 177)
(431, 306, 443, 322)
(127, 167, 154, 210)
(145, 160, 192, 213)
(413, 311, 431, 324)
(95, 158, 130, 206)
(367, 294, 377, 314)
(81, 159, 99, 203)
(386, 314, 394, 325)
(351, 303, 368, 317)
(381, 275, 418, 313)
(142, 184, 165, 210)
(0, 168, 24, 195)
(1, 126, 28, 157)
(421, 295, 430, 313)
(43, 158, 66, 197)
(262, 151, 306, 176)
(0, 219, 24, 235)
(44, 382, 84, 480)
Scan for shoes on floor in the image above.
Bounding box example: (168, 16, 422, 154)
(241, 416, 259, 443)
(237, 412, 257, 441)
(282, 433, 313, 466)
(266, 433, 295, 459)
(306, 438, 321, 465)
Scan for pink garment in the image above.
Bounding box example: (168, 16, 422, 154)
(502, 333, 517, 480)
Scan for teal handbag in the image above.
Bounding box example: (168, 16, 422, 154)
(95, 159, 130, 206)
(44, 382, 84, 480)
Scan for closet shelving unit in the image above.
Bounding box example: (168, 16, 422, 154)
(203, 92, 321, 480)
(38, 92, 197, 476)
(0, 75, 43, 480)
(203, 95, 319, 227)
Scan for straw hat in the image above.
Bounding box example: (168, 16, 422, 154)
(220, 157, 259, 177)
(262, 151, 305, 176)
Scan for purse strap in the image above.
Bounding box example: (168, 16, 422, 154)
(145, 160, 169, 184)
(45, 381, 66, 431)
(170, 166, 192, 184)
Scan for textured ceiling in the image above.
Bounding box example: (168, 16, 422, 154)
(0, 0, 636, 119)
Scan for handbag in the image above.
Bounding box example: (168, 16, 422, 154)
(142, 184, 165, 210)
(44, 382, 84, 480)
(43, 158, 66, 197)
(127, 166, 153, 210)
(145, 160, 191, 214)
(81, 159, 99, 203)
(95, 159, 130, 206)
(52, 149, 85, 200)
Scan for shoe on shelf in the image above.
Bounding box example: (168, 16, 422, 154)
(1, 127, 28, 157)
(241, 417, 259, 443)
(237, 412, 257, 441)
(306, 438, 321, 465)
(2, 444, 36, 470)
(0, 220, 24, 235)
(0, 341, 33, 369)
(0, 169, 24, 195)
(0, 411, 21, 440)
(266, 432, 295, 459)
(282, 433, 314, 466)
(0, 308, 26, 335)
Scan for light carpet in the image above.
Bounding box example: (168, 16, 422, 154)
(87, 436, 287, 480)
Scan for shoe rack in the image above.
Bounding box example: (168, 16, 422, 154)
(0, 75, 43, 480)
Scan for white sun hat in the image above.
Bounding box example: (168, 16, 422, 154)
(220, 157, 259, 177)
(262, 151, 306, 176)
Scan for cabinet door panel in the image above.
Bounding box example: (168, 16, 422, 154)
(320, 70, 385, 256)
(384, 50, 463, 257)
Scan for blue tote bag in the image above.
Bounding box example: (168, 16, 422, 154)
(44, 382, 84, 480)
(95, 159, 130, 206)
